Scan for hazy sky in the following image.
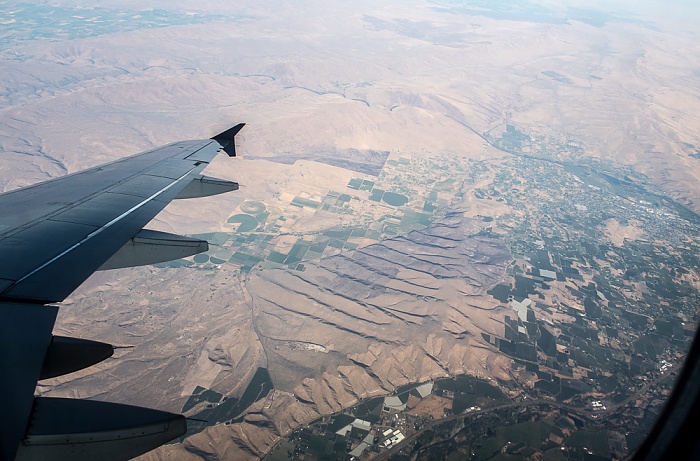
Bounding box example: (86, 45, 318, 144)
(7, 0, 697, 32)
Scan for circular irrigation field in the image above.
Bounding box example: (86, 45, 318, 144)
(240, 201, 266, 214)
(227, 214, 259, 232)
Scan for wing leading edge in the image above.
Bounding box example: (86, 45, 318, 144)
(0, 124, 245, 460)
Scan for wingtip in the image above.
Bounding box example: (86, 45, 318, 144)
(212, 123, 246, 157)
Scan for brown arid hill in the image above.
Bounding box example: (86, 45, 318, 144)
(249, 213, 513, 392)
(1, 0, 699, 459)
(135, 214, 517, 461)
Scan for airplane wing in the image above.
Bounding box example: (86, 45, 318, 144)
(0, 123, 245, 460)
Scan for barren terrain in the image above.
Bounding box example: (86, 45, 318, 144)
(2, 0, 700, 459)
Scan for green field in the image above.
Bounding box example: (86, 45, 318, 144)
(227, 214, 259, 232)
(382, 191, 408, 206)
(285, 240, 312, 264)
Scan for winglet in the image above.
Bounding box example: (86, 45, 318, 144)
(212, 123, 245, 157)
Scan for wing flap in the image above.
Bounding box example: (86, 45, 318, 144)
(49, 192, 145, 227)
(99, 229, 208, 270)
(107, 174, 175, 198)
(175, 175, 239, 199)
(16, 398, 186, 461)
(143, 158, 201, 180)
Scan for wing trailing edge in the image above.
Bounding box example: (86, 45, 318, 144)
(175, 174, 239, 199)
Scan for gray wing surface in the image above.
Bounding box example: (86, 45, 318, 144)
(0, 123, 244, 460)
